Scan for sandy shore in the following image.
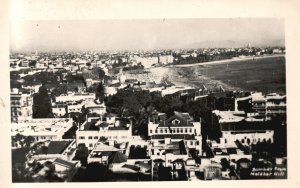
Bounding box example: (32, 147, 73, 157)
(123, 66, 238, 91)
(122, 54, 285, 92)
(172, 54, 285, 67)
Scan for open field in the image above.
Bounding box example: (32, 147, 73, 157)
(139, 56, 285, 94)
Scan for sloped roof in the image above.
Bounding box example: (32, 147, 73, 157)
(158, 111, 194, 128)
(108, 151, 127, 163)
(47, 141, 71, 154)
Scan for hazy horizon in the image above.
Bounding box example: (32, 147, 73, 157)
(10, 18, 285, 52)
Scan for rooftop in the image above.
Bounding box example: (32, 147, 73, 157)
(158, 111, 194, 127)
(11, 118, 73, 136)
(47, 141, 72, 154)
(80, 117, 131, 131)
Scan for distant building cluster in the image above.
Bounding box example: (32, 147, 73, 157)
(10, 47, 287, 182)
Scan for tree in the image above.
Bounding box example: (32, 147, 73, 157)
(33, 85, 53, 118)
(24, 136, 35, 147)
(96, 82, 105, 101)
(74, 143, 89, 166)
(13, 133, 25, 148)
(98, 68, 105, 80)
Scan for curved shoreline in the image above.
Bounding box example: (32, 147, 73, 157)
(170, 54, 285, 68)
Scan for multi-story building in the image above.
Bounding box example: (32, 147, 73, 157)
(251, 92, 286, 119)
(265, 93, 286, 118)
(251, 92, 267, 117)
(148, 111, 202, 155)
(212, 110, 274, 146)
(76, 115, 132, 150)
(66, 101, 84, 114)
(10, 88, 33, 123)
(84, 101, 106, 115)
(52, 104, 67, 117)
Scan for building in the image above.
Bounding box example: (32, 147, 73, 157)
(148, 111, 202, 155)
(55, 92, 95, 103)
(66, 101, 84, 114)
(212, 110, 274, 146)
(265, 93, 286, 118)
(52, 104, 67, 117)
(207, 140, 252, 164)
(251, 92, 286, 119)
(28, 140, 77, 162)
(87, 141, 128, 163)
(10, 88, 33, 123)
(76, 115, 132, 150)
(11, 118, 74, 142)
(84, 100, 107, 115)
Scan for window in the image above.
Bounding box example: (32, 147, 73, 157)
(150, 130, 153, 133)
(79, 136, 85, 139)
(89, 143, 93, 148)
(94, 136, 98, 139)
(155, 130, 158, 133)
(189, 128, 192, 133)
(165, 129, 168, 133)
(160, 129, 163, 133)
(185, 129, 187, 133)
(196, 141, 199, 145)
(180, 129, 183, 133)
(173, 119, 180, 125)
(88, 136, 93, 140)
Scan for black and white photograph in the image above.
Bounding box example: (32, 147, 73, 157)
(1, 0, 300, 186)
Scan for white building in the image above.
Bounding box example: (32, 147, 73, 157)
(11, 88, 33, 123)
(251, 92, 286, 118)
(11, 118, 74, 142)
(55, 92, 96, 103)
(52, 104, 67, 117)
(76, 115, 132, 150)
(66, 101, 84, 114)
(84, 100, 106, 115)
(148, 111, 202, 155)
(212, 110, 274, 145)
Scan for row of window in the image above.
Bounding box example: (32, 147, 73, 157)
(78, 136, 128, 140)
(150, 128, 194, 134)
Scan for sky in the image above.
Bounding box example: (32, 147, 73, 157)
(10, 18, 285, 52)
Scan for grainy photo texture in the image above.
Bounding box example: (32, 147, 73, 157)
(10, 19, 286, 182)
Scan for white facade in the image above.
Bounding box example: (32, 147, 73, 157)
(212, 110, 275, 146)
(52, 105, 67, 117)
(11, 89, 33, 123)
(67, 102, 84, 113)
(76, 117, 132, 150)
(55, 92, 96, 103)
(221, 130, 274, 145)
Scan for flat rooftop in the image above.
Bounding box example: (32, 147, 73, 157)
(80, 117, 131, 131)
(11, 118, 73, 136)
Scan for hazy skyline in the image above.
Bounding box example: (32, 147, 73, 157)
(10, 18, 285, 52)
